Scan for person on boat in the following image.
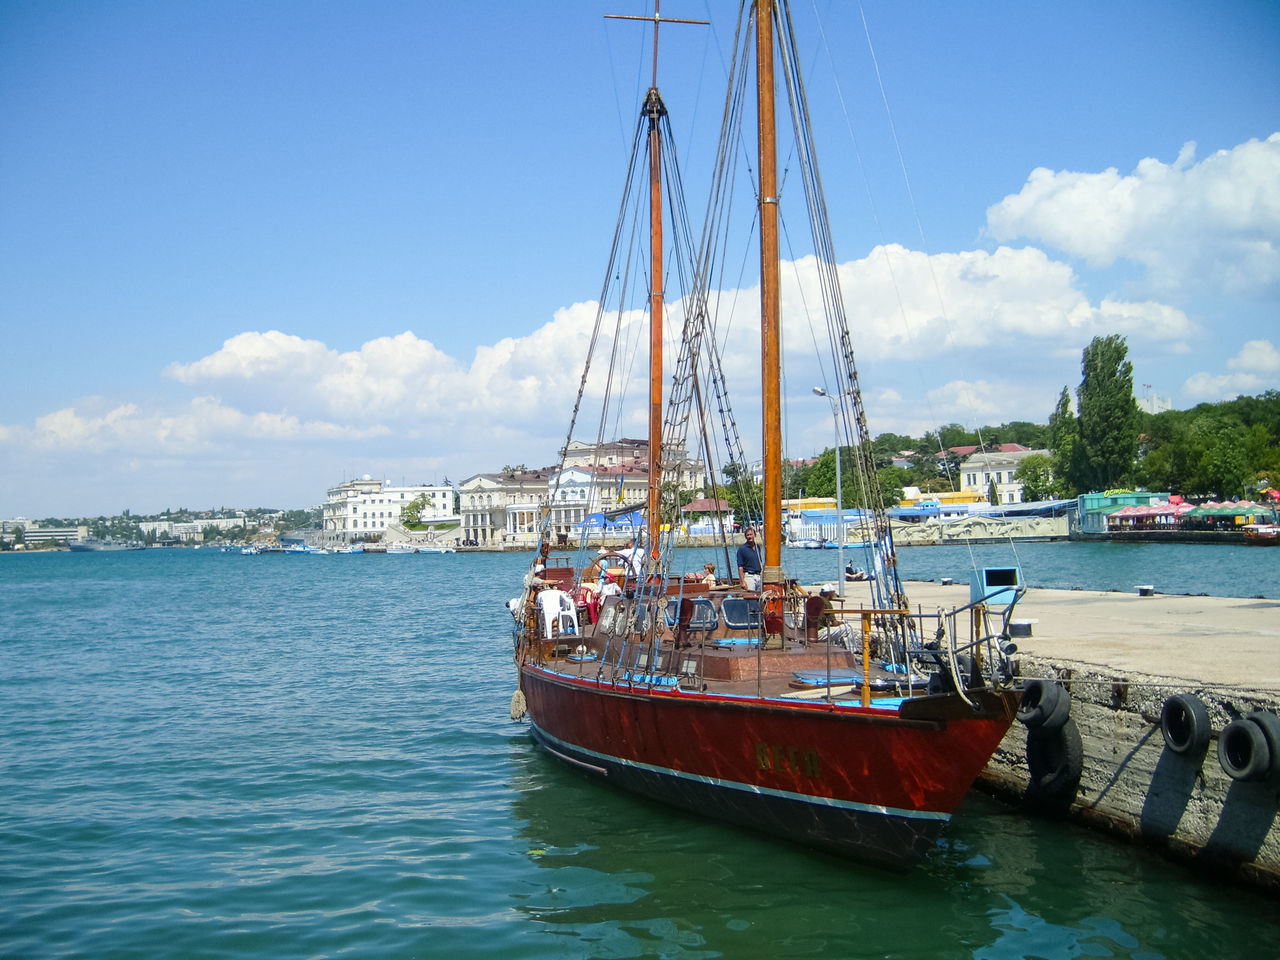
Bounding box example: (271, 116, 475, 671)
(702, 562, 717, 586)
(816, 584, 852, 645)
(736, 526, 763, 591)
(618, 537, 644, 579)
(575, 579, 601, 624)
(599, 573, 622, 600)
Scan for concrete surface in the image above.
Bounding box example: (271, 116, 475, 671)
(835, 579, 1280, 693)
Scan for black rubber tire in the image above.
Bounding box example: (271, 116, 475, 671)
(1160, 693, 1212, 756)
(1017, 679, 1070, 731)
(1026, 717, 1084, 799)
(1218, 716, 1272, 781)
(1245, 710, 1280, 779)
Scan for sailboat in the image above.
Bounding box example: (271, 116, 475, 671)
(509, 1, 1023, 870)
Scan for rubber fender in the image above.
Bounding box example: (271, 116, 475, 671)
(1159, 693, 1211, 757)
(1017, 678, 1070, 731)
(1026, 717, 1084, 798)
(1218, 716, 1272, 782)
(1246, 710, 1280, 778)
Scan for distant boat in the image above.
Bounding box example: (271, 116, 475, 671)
(385, 543, 419, 555)
(788, 537, 836, 549)
(67, 538, 143, 552)
(1242, 523, 1280, 546)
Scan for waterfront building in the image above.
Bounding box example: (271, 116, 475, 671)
(1, 519, 88, 545)
(561, 437, 704, 493)
(958, 447, 1049, 505)
(322, 475, 456, 543)
(458, 467, 555, 546)
(1076, 490, 1173, 535)
(139, 516, 251, 542)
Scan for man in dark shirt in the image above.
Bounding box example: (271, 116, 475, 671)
(736, 526, 763, 591)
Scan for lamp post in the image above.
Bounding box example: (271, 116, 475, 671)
(813, 387, 844, 597)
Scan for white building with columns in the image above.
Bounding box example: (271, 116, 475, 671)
(322, 475, 456, 542)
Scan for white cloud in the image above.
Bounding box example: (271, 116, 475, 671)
(777, 245, 1191, 363)
(164, 330, 333, 381)
(16, 396, 375, 456)
(5, 242, 1197, 466)
(1227, 339, 1280, 373)
(984, 133, 1280, 296)
(1183, 339, 1280, 400)
(1182, 370, 1267, 400)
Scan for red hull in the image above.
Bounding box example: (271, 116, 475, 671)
(520, 663, 1017, 869)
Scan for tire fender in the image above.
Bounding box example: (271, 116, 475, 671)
(1217, 715, 1273, 782)
(1017, 678, 1070, 731)
(1026, 717, 1084, 799)
(1159, 693, 1211, 757)
(1245, 710, 1280, 779)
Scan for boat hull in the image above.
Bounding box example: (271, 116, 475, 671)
(520, 664, 1017, 869)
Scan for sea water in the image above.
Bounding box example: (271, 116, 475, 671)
(2, 546, 1278, 959)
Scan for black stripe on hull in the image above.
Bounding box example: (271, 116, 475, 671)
(529, 723, 945, 870)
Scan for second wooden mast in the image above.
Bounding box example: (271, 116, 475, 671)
(757, 0, 784, 611)
(644, 79, 666, 563)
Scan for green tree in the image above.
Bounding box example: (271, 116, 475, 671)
(999, 421, 1050, 448)
(723, 479, 762, 521)
(877, 467, 907, 506)
(871, 433, 912, 469)
(1047, 387, 1079, 498)
(1014, 453, 1054, 501)
(1074, 335, 1138, 492)
(401, 494, 429, 526)
(1184, 417, 1251, 498)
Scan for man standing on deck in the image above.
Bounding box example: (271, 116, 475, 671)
(736, 526, 763, 591)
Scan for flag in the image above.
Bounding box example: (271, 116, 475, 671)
(616, 474, 625, 503)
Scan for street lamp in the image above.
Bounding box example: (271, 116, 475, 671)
(812, 387, 844, 597)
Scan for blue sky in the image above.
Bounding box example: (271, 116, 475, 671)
(2, 0, 1278, 518)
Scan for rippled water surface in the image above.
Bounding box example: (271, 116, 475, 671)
(3, 547, 1277, 958)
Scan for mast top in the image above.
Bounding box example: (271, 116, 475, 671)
(606, 2, 708, 89)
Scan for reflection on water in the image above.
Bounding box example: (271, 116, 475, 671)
(510, 736, 1279, 959)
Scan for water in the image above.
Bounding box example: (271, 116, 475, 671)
(787, 539, 1280, 599)
(3, 546, 1278, 958)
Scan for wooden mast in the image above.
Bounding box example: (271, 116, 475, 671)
(606, 3, 708, 565)
(756, 0, 784, 613)
(644, 73, 665, 561)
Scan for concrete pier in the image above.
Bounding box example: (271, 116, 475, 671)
(846, 579, 1280, 892)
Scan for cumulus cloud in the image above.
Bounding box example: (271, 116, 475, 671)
(6, 239, 1198, 465)
(1227, 339, 1280, 373)
(1183, 338, 1280, 400)
(984, 133, 1280, 296)
(14, 396, 376, 456)
(776, 245, 1192, 364)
